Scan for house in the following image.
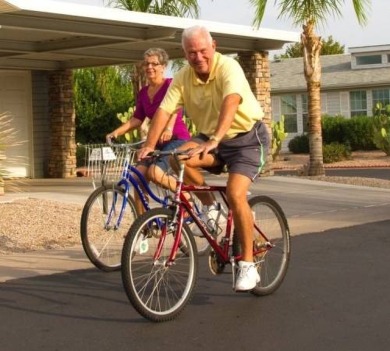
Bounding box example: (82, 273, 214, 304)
(270, 44, 390, 148)
(0, 0, 299, 179)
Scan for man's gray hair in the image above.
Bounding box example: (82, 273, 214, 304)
(181, 25, 213, 48)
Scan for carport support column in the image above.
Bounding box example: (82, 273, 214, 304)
(237, 51, 272, 173)
(47, 70, 76, 178)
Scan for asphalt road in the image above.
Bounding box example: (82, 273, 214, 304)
(1, 171, 390, 350)
(1, 219, 389, 351)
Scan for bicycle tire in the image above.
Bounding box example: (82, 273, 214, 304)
(121, 207, 198, 322)
(233, 195, 290, 296)
(80, 185, 137, 272)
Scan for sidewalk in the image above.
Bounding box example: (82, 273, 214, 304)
(1, 174, 390, 283)
(272, 150, 390, 170)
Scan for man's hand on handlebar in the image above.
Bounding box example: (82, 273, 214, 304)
(187, 139, 218, 159)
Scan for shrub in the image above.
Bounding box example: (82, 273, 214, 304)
(344, 116, 376, 150)
(372, 103, 390, 155)
(322, 142, 351, 163)
(288, 134, 309, 154)
(322, 115, 375, 150)
(76, 144, 87, 168)
(322, 115, 347, 145)
(0, 112, 25, 181)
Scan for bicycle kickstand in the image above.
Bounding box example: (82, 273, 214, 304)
(230, 256, 237, 290)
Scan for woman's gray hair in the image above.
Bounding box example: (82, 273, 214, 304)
(143, 48, 169, 66)
(181, 25, 213, 48)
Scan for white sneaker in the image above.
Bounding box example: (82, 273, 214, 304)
(235, 261, 260, 291)
(201, 204, 217, 229)
(191, 203, 225, 237)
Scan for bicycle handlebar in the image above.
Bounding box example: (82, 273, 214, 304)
(106, 139, 145, 149)
(147, 148, 193, 158)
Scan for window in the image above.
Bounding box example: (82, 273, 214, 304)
(372, 89, 390, 108)
(356, 55, 382, 66)
(281, 95, 297, 133)
(373, 88, 390, 114)
(301, 94, 309, 132)
(350, 91, 367, 116)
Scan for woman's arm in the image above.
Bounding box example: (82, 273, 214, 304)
(106, 117, 142, 143)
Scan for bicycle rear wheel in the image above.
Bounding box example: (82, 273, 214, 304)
(233, 195, 290, 295)
(121, 208, 198, 322)
(80, 185, 137, 272)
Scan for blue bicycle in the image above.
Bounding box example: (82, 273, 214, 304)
(80, 142, 208, 272)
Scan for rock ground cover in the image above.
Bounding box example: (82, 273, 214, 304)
(1, 151, 389, 254)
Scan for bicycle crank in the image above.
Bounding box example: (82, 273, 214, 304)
(208, 249, 225, 275)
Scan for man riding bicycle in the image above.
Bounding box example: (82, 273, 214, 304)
(138, 25, 269, 291)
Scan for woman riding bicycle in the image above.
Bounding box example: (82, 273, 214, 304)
(106, 48, 190, 214)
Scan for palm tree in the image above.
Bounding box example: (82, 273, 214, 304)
(249, 0, 371, 175)
(106, 0, 199, 17)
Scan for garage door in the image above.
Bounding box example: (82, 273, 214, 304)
(0, 71, 32, 178)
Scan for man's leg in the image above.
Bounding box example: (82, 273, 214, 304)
(227, 172, 260, 291)
(172, 140, 218, 206)
(226, 173, 253, 262)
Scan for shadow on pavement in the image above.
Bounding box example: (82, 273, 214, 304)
(1, 220, 389, 351)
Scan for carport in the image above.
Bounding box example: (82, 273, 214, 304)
(0, 0, 299, 178)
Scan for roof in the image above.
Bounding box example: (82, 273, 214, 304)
(0, 0, 300, 70)
(270, 54, 390, 93)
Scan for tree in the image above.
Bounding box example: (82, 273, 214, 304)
(278, 35, 345, 58)
(106, 0, 199, 17)
(106, 0, 199, 90)
(105, 0, 199, 130)
(250, 0, 370, 175)
(74, 66, 134, 143)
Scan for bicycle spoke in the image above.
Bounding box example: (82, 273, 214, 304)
(122, 208, 198, 322)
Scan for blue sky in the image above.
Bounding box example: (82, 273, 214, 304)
(55, 0, 389, 53)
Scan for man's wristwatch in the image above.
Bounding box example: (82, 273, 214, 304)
(209, 135, 221, 143)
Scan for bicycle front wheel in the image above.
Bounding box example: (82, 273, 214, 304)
(121, 208, 198, 322)
(80, 185, 137, 272)
(233, 195, 290, 296)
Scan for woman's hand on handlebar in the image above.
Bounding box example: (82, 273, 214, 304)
(106, 132, 117, 145)
(137, 146, 155, 160)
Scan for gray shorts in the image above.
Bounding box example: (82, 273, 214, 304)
(193, 121, 269, 181)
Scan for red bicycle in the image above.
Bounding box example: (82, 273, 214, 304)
(121, 149, 291, 322)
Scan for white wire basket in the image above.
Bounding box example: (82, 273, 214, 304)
(83, 143, 140, 188)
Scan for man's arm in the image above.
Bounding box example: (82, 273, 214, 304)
(159, 111, 178, 144)
(212, 93, 241, 141)
(189, 93, 240, 157)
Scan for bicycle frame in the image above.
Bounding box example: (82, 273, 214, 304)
(105, 161, 171, 230)
(159, 155, 271, 267)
